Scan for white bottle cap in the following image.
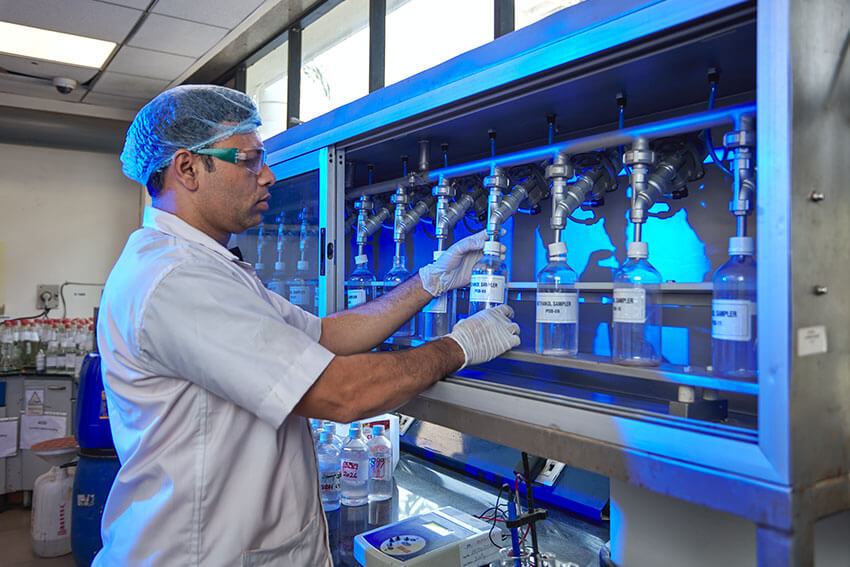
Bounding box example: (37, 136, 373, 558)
(627, 241, 649, 259)
(254, 262, 265, 271)
(728, 236, 754, 256)
(297, 260, 308, 271)
(547, 241, 568, 258)
(483, 241, 502, 256)
(274, 261, 285, 271)
(355, 254, 368, 265)
(433, 250, 443, 260)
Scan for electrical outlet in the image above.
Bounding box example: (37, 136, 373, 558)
(36, 284, 60, 310)
(535, 459, 566, 487)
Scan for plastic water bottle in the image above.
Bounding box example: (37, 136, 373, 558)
(322, 422, 344, 451)
(317, 431, 341, 511)
(367, 425, 393, 501)
(420, 250, 455, 340)
(469, 241, 508, 315)
(712, 236, 757, 379)
(612, 241, 662, 366)
(347, 255, 375, 309)
(341, 424, 368, 506)
(536, 241, 579, 356)
(288, 260, 317, 314)
(386, 256, 414, 337)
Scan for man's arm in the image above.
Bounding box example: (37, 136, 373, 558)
(297, 304, 520, 423)
(294, 336, 463, 423)
(319, 273, 432, 355)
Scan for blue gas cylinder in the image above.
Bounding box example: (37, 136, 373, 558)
(74, 353, 114, 450)
(72, 449, 120, 566)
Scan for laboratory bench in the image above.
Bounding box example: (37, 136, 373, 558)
(326, 452, 608, 567)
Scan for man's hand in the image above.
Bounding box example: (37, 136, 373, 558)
(446, 304, 520, 369)
(418, 231, 505, 297)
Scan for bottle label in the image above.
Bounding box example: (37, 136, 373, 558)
(289, 285, 311, 306)
(536, 292, 578, 324)
(469, 275, 505, 304)
(46, 355, 56, 368)
(712, 299, 752, 341)
(346, 289, 367, 308)
(422, 294, 447, 314)
(342, 459, 362, 481)
(268, 281, 285, 295)
(613, 288, 646, 323)
(369, 455, 389, 480)
(320, 470, 341, 494)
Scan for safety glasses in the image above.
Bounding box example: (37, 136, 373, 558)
(193, 147, 267, 174)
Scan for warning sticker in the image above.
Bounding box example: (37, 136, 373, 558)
(25, 389, 44, 416)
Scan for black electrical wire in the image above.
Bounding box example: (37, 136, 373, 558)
(704, 81, 734, 178)
(487, 484, 513, 548)
(4, 309, 49, 322)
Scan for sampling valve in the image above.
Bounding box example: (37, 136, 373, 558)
(355, 195, 391, 257)
(435, 183, 487, 251)
(723, 114, 756, 236)
(433, 177, 455, 251)
(392, 184, 436, 257)
(484, 167, 510, 240)
(623, 137, 656, 239)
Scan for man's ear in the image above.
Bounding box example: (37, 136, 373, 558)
(172, 149, 200, 191)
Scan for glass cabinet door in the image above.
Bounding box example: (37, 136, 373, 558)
(230, 148, 343, 316)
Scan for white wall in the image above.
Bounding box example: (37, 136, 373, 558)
(0, 142, 143, 318)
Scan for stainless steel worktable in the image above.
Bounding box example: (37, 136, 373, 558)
(325, 453, 608, 566)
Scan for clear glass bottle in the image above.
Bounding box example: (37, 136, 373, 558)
(536, 241, 579, 356)
(288, 260, 317, 315)
(469, 241, 508, 316)
(367, 425, 393, 501)
(712, 236, 757, 379)
(419, 250, 456, 340)
(45, 323, 59, 374)
(612, 241, 662, 366)
(347, 255, 375, 309)
(317, 431, 342, 512)
(1, 321, 20, 373)
(341, 424, 368, 506)
(386, 255, 414, 337)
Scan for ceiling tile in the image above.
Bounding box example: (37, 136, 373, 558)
(128, 14, 228, 58)
(83, 91, 148, 111)
(0, 0, 141, 43)
(91, 71, 169, 99)
(0, 54, 99, 83)
(94, 0, 151, 8)
(0, 75, 86, 102)
(152, 0, 265, 29)
(106, 46, 194, 80)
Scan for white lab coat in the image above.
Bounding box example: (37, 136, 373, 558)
(94, 207, 335, 566)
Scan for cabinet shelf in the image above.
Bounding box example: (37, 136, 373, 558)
(382, 337, 757, 396)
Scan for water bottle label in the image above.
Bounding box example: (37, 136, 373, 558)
(469, 275, 505, 304)
(422, 294, 447, 314)
(612, 288, 646, 323)
(369, 455, 389, 480)
(320, 470, 341, 493)
(289, 285, 311, 306)
(536, 292, 578, 323)
(46, 355, 56, 368)
(268, 281, 285, 295)
(342, 459, 363, 481)
(346, 289, 367, 308)
(712, 299, 752, 341)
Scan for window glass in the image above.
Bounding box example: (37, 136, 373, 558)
(515, 0, 587, 30)
(246, 39, 288, 141)
(385, 0, 493, 87)
(300, 0, 370, 123)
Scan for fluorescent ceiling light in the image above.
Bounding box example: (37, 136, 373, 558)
(0, 21, 115, 68)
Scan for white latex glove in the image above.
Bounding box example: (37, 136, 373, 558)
(418, 231, 505, 297)
(446, 304, 521, 370)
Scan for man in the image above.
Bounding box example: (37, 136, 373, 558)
(95, 85, 519, 566)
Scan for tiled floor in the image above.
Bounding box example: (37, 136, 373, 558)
(0, 508, 76, 567)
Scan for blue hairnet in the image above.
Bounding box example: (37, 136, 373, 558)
(120, 84, 262, 186)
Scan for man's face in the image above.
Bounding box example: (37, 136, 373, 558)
(195, 131, 275, 242)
